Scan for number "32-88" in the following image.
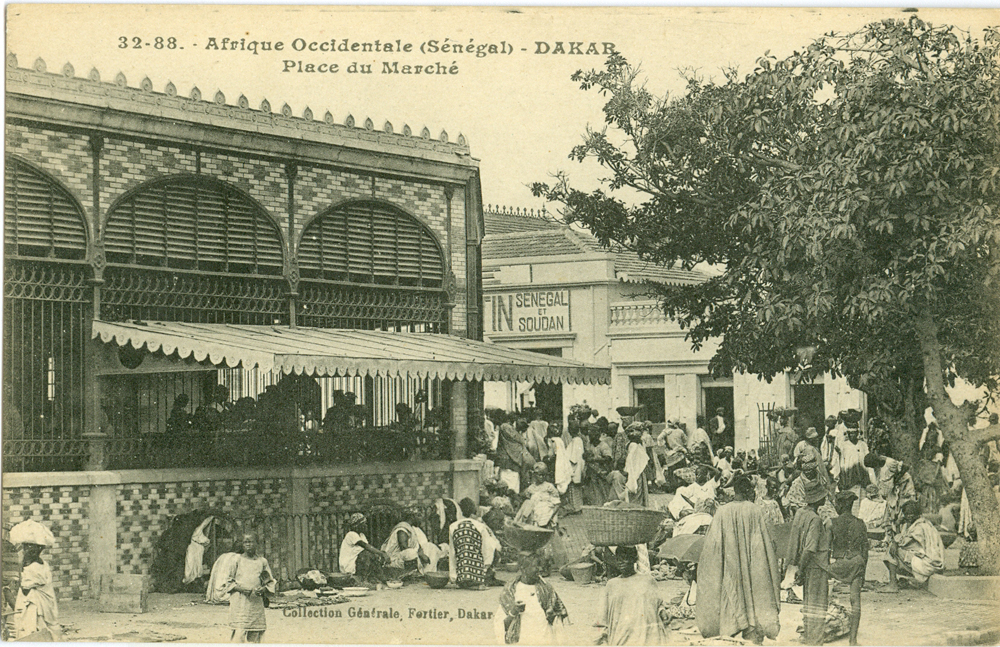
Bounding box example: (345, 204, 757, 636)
(119, 37, 179, 49)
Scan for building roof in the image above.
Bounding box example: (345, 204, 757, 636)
(482, 230, 595, 260)
(482, 206, 708, 286)
(92, 320, 610, 385)
(6, 55, 476, 173)
(483, 205, 564, 235)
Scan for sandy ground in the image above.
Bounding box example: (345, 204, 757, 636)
(54, 572, 997, 646)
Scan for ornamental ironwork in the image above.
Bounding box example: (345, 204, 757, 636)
(3, 260, 90, 303)
(101, 267, 289, 324)
(297, 281, 447, 331)
(1, 439, 89, 472)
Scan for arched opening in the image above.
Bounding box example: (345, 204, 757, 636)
(297, 200, 448, 331)
(3, 159, 90, 471)
(100, 177, 288, 325)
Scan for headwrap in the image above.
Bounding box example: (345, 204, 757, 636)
(803, 479, 827, 504)
(349, 513, 366, 527)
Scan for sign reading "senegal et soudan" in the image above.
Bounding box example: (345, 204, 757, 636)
(485, 290, 571, 334)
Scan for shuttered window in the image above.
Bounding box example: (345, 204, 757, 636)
(4, 159, 87, 260)
(299, 201, 444, 287)
(104, 179, 283, 275)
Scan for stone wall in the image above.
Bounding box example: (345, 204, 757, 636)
(1, 461, 480, 599)
(1, 484, 90, 600)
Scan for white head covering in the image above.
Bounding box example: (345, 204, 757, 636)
(9, 520, 55, 546)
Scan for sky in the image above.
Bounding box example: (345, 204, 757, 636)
(6, 5, 998, 210)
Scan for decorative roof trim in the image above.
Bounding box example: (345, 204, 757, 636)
(5, 53, 472, 162)
(91, 320, 611, 385)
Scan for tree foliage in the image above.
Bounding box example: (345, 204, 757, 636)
(534, 17, 1000, 569)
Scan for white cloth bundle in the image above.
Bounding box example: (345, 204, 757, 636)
(9, 520, 55, 547)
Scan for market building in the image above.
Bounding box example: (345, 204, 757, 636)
(1, 56, 607, 599)
(481, 207, 867, 452)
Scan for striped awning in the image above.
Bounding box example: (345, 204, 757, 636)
(91, 320, 610, 385)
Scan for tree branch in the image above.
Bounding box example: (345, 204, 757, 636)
(971, 424, 1000, 445)
(740, 152, 801, 172)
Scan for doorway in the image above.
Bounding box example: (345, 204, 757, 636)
(528, 348, 564, 422)
(701, 378, 735, 449)
(792, 382, 825, 431)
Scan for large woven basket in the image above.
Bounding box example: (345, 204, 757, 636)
(504, 522, 555, 552)
(582, 506, 667, 546)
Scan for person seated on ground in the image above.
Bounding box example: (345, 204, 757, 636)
(673, 465, 721, 513)
(885, 500, 944, 592)
(495, 551, 568, 645)
(515, 463, 562, 528)
(674, 498, 717, 536)
(340, 513, 390, 586)
(825, 491, 869, 646)
(381, 509, 440, 577)
(449, 497, 502, 589)
(597, 545, 671, 645)
(865, 451, 917, 533)
(858, 484, 888, 536)
(714, 447, 735, 482)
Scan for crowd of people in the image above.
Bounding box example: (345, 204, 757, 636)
(9, 404, 997, 645)
(468, 404, 986, 645)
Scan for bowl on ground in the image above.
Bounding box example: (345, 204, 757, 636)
(425, 572, 450, 589)
(386, 580, 404, 589)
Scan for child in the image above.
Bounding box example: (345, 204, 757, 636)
(223, 533, 276, 643)
(825, 491, 869, 646)
(495, 551, 568, 645)
(597, 546, 670, 645)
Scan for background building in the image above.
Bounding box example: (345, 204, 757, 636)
(482, 206, 867, 451)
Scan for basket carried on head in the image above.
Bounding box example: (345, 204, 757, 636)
(582, 506, 667, 546)
(503, 521, 555, 552)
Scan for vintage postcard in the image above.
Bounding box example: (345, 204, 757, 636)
(4, 5, 999, 645)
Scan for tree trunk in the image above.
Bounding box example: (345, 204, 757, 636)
(896, 376, 920, 466)
(914, 311, 1000, 575)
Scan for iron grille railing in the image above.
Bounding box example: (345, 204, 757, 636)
(298, 282, 448, 331)
(758, 403, 778, 468)
(101, 267, 289, 325)
(2, 261, 90, 472)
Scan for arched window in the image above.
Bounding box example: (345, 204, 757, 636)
(299, 201, 444, 288)
(101, 178, 288, 325)
(4, 158, 87, 260)
(104, 178, 283, 275)
(3, 159, 89, 471)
